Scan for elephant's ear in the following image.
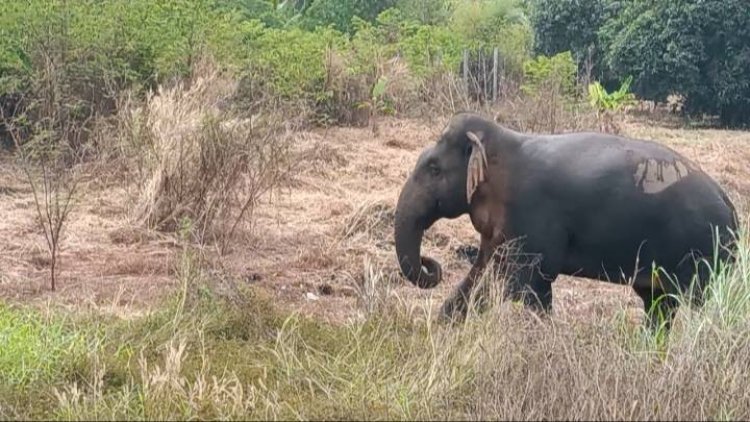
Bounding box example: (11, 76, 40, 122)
(466, 131, 488, 204)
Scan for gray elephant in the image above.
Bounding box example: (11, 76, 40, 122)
(394, 112, 738, 329)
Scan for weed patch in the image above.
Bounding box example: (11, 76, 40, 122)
(0, 305, 89, 387)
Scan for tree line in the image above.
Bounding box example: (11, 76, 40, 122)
(1, 0, 748, 130)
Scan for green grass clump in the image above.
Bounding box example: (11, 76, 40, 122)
(0, 304, 89, 387)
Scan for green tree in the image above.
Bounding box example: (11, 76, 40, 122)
(213, 0, 284, 27)
(451, 0, 528, 47)
(395, 0, 453, 25)
(527, 0, 614, 82)
(301, 0, 398, 33)
(449, 0, 532, 77)
(600, 0, 750, 126)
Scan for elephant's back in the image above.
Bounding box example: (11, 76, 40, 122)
(507, 132, 737, 258)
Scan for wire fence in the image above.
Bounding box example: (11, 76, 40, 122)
(460, 47, 515, 104)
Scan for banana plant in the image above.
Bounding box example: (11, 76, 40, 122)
(588, 75, 636, 113)
(357, 76, 395, 116)
(588, 76, 636, 134)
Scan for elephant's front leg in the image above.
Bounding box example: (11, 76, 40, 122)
(439, 235, 499, 322)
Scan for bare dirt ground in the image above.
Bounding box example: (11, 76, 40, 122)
(1, 115, 749, 324)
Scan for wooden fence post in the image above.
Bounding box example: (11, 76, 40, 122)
(492, 47, 499, 103)
(463, 49, 469, 93)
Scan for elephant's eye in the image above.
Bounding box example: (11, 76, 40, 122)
(428, 163, 440, 176)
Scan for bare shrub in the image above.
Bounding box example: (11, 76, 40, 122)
(420, 78, 598, 135)
(493, 92, 599, 134)
(1, 56, 85, 291)
(412, 65, 598, 135)
(418, 72, 475, 117)
(123, 64, 294, 250)
(667, 93, 686, 114)
(2, 138, 81, 292)
(365, 55, 421, 134)
(378, 57, 422, 113)
(21, 154, 80, 292)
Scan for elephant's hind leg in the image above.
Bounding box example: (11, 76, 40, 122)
(634, 286, 680, 332)
(505, 263, 554, 314)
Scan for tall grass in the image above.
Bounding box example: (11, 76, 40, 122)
(1, 228, 749, 420)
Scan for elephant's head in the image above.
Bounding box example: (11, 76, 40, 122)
(394, 113, 495, 288)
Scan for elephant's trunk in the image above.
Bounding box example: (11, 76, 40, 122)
(394, 178, 442, 289)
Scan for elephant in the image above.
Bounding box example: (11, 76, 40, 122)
(394, 112, 739, 329)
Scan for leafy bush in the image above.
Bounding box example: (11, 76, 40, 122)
(450, 0, 532, 76)
(0, 0, 246, 94)
(395, 0, 454, 25)
(214, 0, 286, 28)
(243, 24, 347, 101)
(489, 51, 588, 134)
(0, 0, 249, 157)
(521, 51, 577, 97)
(397, 24, 464, 77)
(0, 0, 544, 138)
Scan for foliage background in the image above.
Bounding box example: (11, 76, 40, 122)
(0, 0, 748, 159)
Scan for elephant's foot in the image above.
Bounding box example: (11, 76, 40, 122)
(438, 285, 492, 324)
(438, 294, 468, 325)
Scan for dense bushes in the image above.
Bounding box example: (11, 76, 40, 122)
(0, 0, 249, 153)
(0, 0, 552, 143)
(3, 0, 750, 131)
(0, 0, 244, 94)
(301, 0, 399, 33)
(529, 0, 750, 126)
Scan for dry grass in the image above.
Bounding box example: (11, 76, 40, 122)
(337, 199, 395, 242)
(115, 63, 296, 251)
(260, 231, 750, 420)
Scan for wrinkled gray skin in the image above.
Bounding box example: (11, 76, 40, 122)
(394, 112, 738, 329)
